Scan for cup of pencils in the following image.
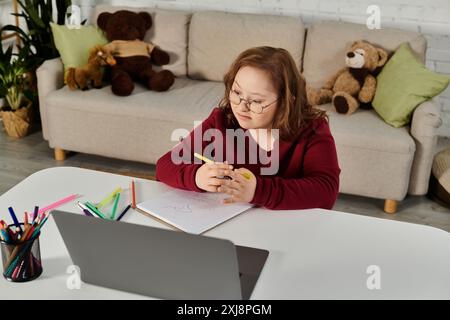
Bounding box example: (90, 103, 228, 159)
(0, 206, 49, 282)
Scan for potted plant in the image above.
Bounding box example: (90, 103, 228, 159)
(0, 0, 72, 123)
(0, 44, 35, 138)
(1, 0, 72, 66)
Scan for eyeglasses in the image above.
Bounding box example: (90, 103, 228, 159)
(229, 89, 278, 114)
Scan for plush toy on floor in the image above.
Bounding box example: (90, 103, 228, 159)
(65, 45, 117, 91)
(307, 40, 388, 115)
(97, 10, 175, 96)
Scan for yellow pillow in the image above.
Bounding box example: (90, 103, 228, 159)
(373, 43, 450, 128)
(50, 23, 108, 71)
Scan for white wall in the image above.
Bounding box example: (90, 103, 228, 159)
(0, 0, 14, 24)
(0, 0, 16, 37)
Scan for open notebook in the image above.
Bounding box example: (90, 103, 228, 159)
(136, 189, 253, 234)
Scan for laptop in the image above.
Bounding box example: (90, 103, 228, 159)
(53, 210, 269, 300)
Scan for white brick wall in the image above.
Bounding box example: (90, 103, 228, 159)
(0, 0, 16, 31)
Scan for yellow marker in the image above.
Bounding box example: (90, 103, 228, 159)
(193, 152, 214, 164)
(97, 187, 122, 208)
(240, 172, 252, 180)
(193, 153, 251, 180)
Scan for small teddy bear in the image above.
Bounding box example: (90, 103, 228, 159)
(307, 40, 388, 115)
(65, 45, 116, 91)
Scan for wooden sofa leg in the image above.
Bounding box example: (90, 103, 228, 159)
(384, 199, 398, 214)
(54, 148, 66, 161)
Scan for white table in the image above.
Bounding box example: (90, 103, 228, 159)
(0, 167, 449, 299)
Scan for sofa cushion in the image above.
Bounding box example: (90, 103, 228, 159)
(92, 5, 191, 77)
(46, 78, 224, 126)
(318, 103, 415, 155)
(303, 21, 427, 89)
(50, 23, 108, 74)
(319, 103, 416, 200)
(373, 43, 450, 128)
(188, 11, 305, 81)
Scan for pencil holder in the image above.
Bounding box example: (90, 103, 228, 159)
(1, 224, 42, 282)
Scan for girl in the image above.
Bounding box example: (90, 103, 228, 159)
(156, 46, 340, 210)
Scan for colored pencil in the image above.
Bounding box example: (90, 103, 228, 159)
(24, 212, 29, 228)
(85, 202, 106, 219)
(194, 152, 214, 164)
(84, 209, 94, 217)
(0, 229, 8, 242)
(110, 192, 120, 220)
(20, 224, 31, 242)
(1, 206, 52, 279)
(5, 225, 42, 276)
(21, 226, 35, 243)
(5, 242, 33, 276)
(97, 187, 122, 209)
(116, 204, 131, 221)
(9, 228, 18, 242)
(8, 207, 22, 233)
(32, 206, 39, 223)
(77, 201, 95, 217)
(193, 153, 251, 180)
(0, 220, 11, 243)
(37, 194, 79, 215)
(131, 180, 136, 209)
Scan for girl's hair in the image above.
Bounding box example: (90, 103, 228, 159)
(219, 46, 326, 141)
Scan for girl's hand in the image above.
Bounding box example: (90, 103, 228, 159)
(217, 168, 257, 204)
(195, 162, 233, 192)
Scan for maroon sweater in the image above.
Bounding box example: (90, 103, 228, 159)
(156, 108, 340, 210)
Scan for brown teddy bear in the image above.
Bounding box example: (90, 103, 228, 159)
(97, 10, 175, 96)
(307, 40, 388, 115)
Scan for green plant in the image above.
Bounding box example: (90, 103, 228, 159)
(0, 0, 71, 66)
(0, 44, 36, 111)
(0, 0, 71, 113)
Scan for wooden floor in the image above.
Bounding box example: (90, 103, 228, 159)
(1, 124, 449, 232)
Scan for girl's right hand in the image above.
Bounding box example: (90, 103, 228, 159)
(195, 162, 233, 192)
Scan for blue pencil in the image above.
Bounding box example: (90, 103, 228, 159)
(8, 207, 22, 233)
(0, 229, 9, 242)
(31, 215, 50, 239)
(83, 209, 94, 217)
(116, 204, 131, 221)
(77, 202, 94, 217)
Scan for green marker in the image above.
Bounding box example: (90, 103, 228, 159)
(110, 192, 121, 220)
(85, 202, 106, 219)
(97, 187, 121, 209)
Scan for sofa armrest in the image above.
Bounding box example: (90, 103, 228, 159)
(408, 99, 443, 195)
(36, 58, 64, 141)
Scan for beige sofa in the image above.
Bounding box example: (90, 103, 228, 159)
(36, 5, 443, 213)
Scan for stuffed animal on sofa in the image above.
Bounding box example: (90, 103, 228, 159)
(97, 10, 175, 96)
(65, 45, 117, 91)
(307, 40, 388, 115)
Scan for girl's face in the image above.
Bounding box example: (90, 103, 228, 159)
(230, 66, 278, 130)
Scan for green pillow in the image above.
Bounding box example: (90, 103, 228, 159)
(372, 42, 450, 128)
(50, 23, 108, 71)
